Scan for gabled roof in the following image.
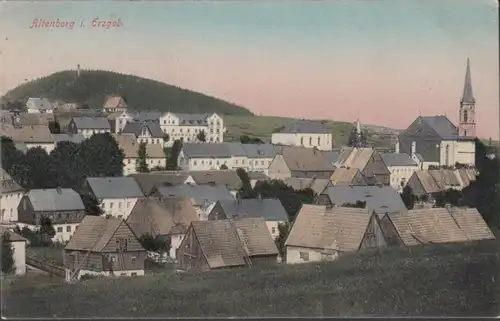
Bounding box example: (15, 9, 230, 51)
(0, 227, 26, 242)
(418, 116, 458, 140)
(71, 116, 111, 130)
(334, 147, 374, 170)
(127, 197, 199, 237)
(428, 169, 461, 189)
(277, 146, 335, 172)
(181, 143, 279, 159)
(86, 177, 144, 199)
(113, 134, 165, 159)
(131, 111, 162, 122)
(103, 95, 127, 109)
(275, 119, 330, 134)
(456, 168, 477, 187)
(65, 216, 142, 252)
(448, 207, 495, 241)
(411, 171, 441, 194)
(283, 177, 331, 194)
(191, 217, 278, 269)
(26, 97, 54, 110)
(285, 204, 373, 252)
(189, 170, 242, 190)
(1, 168, 23, 194)
(330, 168, 367, 186)
(247, 171, 270, 181)
(154, 184, 234, 206)
(461, 58, 475, 104)
(173, 113, 209, 126)
(129, 171, 190, 194)
(26, 188, 85, 211)
(380, 153, 417, 167)
(241, 144, 279, 158)
(215, 199, 289, 222)
(322, 185, 406, 215)
(0, 124, 54, 144)
(321, 150, 341, 164)
(122, 121, 164, 138)
(52, 133, 86, 144)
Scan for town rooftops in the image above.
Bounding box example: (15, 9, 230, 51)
(278, 146, 335, 172)
(103, 95, 127, 109)
(52, 133, 86, 144)
(173, 113, 209, 125)
(0, 124, 54, 144)
(283, 177, 331, 194)
(334, 147, 374, 170)
(380, 152, 417, 167)
(129, 171, 190, 194)
(189, 170, 242, 190)
(153, 184, 234, 206)
(26, 188, 85, 212)
(182, 142, 279, 159)
(215, 199, 289, 221)
(330, 168, 367, 186)
(86, 177, 144, 199)
(122, 121, 164, 138)
(275, 119, 330, 134)
(113, 134, 165, 159)
(414, 115, 460, 140)
(71, 116, 111, 130)
(1, 168, 23, 194)
(26, 97, 54, 111)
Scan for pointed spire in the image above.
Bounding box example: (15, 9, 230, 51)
(461, 58, 475, 104)
(356, 118, 361, 134)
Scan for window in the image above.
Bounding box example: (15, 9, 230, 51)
(57, 227, 63, 233)
(66, 226, 71, 232)
(118, 202, 122, 210)
(299, 252, 309, 262)
(463, 110, 468, 122)
(317, 137, 320, 145)
(300, 137, 304, 145)
(131, 272, 137, 276)
(309, 137, 312, 146)
(271, 227, 276, 234)
(131, 256, 136, 264)
(109, 202, 114, 209)
(445, 145, 450, 166)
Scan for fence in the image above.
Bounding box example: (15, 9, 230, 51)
(26, 255, 65, 278)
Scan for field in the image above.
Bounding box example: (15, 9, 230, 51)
(223, 115, 397, 148)
(4, 240, 500, 318)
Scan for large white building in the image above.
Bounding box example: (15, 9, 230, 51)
(113, 134, 167, 176)
(26, 97, 54, 114)
(0, 169, 24, 223)
(271, 119, 333, 151)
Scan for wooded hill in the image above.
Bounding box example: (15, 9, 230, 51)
(3, 70, 252, 115)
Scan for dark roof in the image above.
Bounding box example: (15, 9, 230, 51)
(86, 177, 144, 198)
(321, 150, 341, 164)
(182, 143, 279, 159)
(216, 199, 288, 221)
(420, 116, 458, 140)
(71, 116, 111, 130)
(122, 121, 164, 138)
(380, 153, 418, 167)
(154, 184, 234, 206)
(461, 58, 475, 104)
(276, 119, 330, 134)
(129, 172, 190, 194)
(26, 188, 85, 211)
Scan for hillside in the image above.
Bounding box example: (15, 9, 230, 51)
(4, 240, 499, 318)
(3, 70, 252, 116)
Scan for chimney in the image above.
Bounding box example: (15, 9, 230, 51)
(56, 187, 62, 194)
(395, 142, 400, 154)
(411, 141, 416, 157)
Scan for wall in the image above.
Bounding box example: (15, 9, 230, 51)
(271, 133, 332, 151)
(439, 140, 475, 167)
(266, 220, 282, 240)
(123, 157, 166, 176)
(78, 128, 111, 139)
(176, 227, 210, 272)
(100, 197, 139, 219)
(169, 233, 185, 259)
(0, 191, 23, 222)
(267, 155, 292, 180)
(286, 245, 339, 264)
(25, 142, 55, 154)
(388, 165, 418, 192)
(16, 222, 79, 243)
(11, 241, 26, 275)
(27, 108, 53, 114)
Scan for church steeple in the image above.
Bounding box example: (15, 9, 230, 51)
(458, 58, 476, 138)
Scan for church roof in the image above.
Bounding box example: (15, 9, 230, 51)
(461, 58, 475, 104)
(420, 116, 458, 140)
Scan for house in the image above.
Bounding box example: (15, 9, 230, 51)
(405, 170, 442, 200)
(247, 171, 270, 188)
(127, 197, 199, 259)
(14, 112, 55, 126)
(158, 112, 225, 145)
(122, 121, 164, 145)
(0, 227, 27, 275)
(17, 188, 86, 243)
(176, 217, 279, 272)
(129, 171, 191, 195)
(113, 134, 166, 176)
(316, 185, 407, 217)
(334, 147, 391, 186)
(81, 177, 144, 219)
(285, 204, 386, 264)
(64, 215, 146, 281)
(102, 95, 128, 113)
(0, 168, 24, 222)
(109, 111, 162, 134)
(271, 119, 333, 151)
(379, 207, 495, 247)
(455, 168, 478, 188)
(68, 116, 112, 139)
(405, 169, 471, 201)
(52, 133, 86, 145)
(329, 168, 367, 186)
(283, 177, 332, 195)
(208, 198, 289, 239)
(177, 143, 279, 172)
(0, 124, 55, 153)
(149, 183, 234, 220)
(380, 152, 419, 192)
(187, 170, 242, 196)
(267, 146, 335, 180)
(26, 97, 54, 114)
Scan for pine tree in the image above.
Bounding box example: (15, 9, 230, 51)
(136, 142, 149, 173)
(1, 232, 14, 274)
(196, 130, 206, 142)
(275, 221, 290, 262)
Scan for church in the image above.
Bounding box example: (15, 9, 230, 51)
(397, 59, 476, 168)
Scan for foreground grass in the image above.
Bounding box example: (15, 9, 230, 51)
(4, 240, 499, 318)
(223, 115, 395, 147)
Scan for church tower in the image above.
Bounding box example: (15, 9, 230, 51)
(459, 58, 476, 137)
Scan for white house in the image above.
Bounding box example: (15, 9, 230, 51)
(380, 152, 420, 192)
(122, 121, 164, 145)
(177, 142, 279, 172)
(0, 227, 27, 275)
(26, 97, 54, 114)
(0, 124, 55, 154)
(68, 116, 112, 139)
(0, 169, 24, 223)
(113, 134, 167, 176)
(102, 95, 128, 113)
(158, 112, 225, 145)
(82, 177, 144, 219)
(271, 119, 333, 151)
(111, 111, 162, 134)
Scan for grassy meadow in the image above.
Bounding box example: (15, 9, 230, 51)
(5, 240, 500, 318)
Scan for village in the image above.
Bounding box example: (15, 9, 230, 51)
(0, 58, 497, 286)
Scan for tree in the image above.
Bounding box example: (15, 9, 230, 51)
(196, 130, 206, 142)
(81, 194, 103, 216)
(167, 139, 183, 170)
(220, 164, 228, 170)
(435, 189, 463, 208)
(48, 121, 61, 134)
(236, 168, 253, 198)
(347, 128, 368, 148)
(138, 233, 171, 254)
(136, 142, 149, 173)
(80, 133, 124, 177)
(240, 135, 264, 144)
(1, 232, 14, 274)
(274, 221, 290, 262)
(401, 185, 416, 210)
(39, 216, 56, 246)
(162, 134, 170, 145)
